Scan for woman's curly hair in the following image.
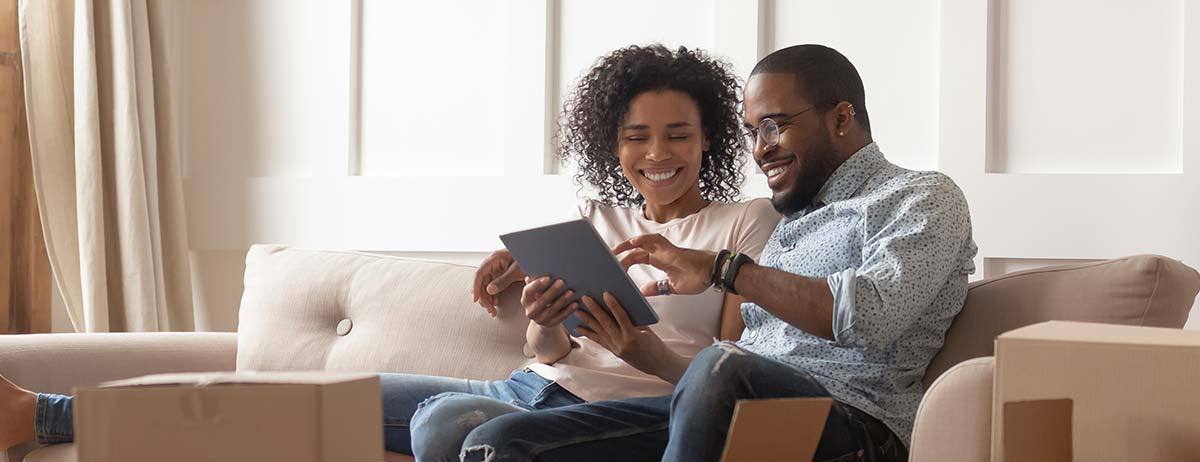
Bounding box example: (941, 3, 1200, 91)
(557, 44, 746, 207)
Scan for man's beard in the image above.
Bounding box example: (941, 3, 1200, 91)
(770, 134, 841, 216)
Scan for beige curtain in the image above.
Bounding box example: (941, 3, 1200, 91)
(18, 0, 192, 332)
(1, 0, 50, 334)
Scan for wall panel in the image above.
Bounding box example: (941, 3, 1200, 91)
(178, 1, 1198, 331)
(989, 0, 1183, 174)
(771, 0, 941, 171)
(942, 0, 1200, 329)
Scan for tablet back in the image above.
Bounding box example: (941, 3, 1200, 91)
(500, 219, 660, 336)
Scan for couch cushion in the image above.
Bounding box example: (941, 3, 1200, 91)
(923, 255, 1199, 386)
(909, 357, 994, 462)
(236, 245, 530, 380)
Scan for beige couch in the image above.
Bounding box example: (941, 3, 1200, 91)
(1, 246, 1196, 462)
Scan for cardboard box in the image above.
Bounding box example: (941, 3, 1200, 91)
(75, 371, 382, 462)
(721, 397, 831, 462)
(993, 321, 1200, 462)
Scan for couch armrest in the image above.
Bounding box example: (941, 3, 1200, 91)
(909, 357, 993, 462)
(0, 333, 237, 395)
(0, 333, 237, 462)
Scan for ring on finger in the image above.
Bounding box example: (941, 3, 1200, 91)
(657, 279, 671, 296)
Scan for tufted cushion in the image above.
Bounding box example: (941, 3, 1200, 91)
(922, 255, 1199, 386)
(235, 245, 531, 380)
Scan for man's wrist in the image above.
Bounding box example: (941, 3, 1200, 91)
(722, 252, 755, 295)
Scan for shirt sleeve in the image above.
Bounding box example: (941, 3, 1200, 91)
(569, 199, 593, 221)
(828, 174, 973, 350)
(734, 198, 782, 259)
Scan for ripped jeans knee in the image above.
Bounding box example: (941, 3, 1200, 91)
(459, 443, 497, 462)
(692, 340, 752, 378)
(409, 392, 523, 462)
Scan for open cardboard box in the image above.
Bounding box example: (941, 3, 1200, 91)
(722, 397, 832, 462)
(993, 321, 1200, 462)
(1002, 398, 1074, 462)
(73, 371, 382, 462)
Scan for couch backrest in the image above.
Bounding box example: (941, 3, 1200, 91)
(922, 255, 1200, 387)
(235, 245, 531, 380)
(234, 247, 1199, 389)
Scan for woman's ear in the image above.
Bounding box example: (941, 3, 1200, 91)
(702, 133, 711, 152)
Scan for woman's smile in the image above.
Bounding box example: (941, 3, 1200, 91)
(640, 167, 683, 184)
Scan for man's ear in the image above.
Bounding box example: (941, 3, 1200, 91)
(833, 102, 856, 136)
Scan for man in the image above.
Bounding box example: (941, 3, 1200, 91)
(461, 44, 977, 462)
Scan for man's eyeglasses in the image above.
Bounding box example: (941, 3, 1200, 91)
(742, 105, 817, 150)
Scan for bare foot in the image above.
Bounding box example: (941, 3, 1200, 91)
(0, 375, 37, 449)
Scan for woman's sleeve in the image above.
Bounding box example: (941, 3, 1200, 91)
(569, 199, 593, 221)
(734, 198, 782, 259)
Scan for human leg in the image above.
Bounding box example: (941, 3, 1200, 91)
(663, 342, 906, 462)
(456, 396, 672, 462)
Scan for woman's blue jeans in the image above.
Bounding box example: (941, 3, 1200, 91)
(380, 369, 585, 460)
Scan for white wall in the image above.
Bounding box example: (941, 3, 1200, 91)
(173, 0, 1200, 333)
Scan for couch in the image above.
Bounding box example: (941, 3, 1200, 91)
(2, 245, 1196, 462)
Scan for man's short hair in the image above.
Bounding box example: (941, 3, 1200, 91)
(751, 44, 871, 133)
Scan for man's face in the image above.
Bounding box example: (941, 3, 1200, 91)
(743, 73, 841, 216)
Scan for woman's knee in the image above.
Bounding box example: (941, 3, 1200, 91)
(410, 393, 522, 461)
(458, 413, 541, 462)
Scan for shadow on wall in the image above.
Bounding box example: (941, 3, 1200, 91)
(181, 0, 264, 332)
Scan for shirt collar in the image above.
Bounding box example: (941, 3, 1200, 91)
(811, 142, 888, 207)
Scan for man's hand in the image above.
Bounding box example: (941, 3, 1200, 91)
(612, 233, 717, 296)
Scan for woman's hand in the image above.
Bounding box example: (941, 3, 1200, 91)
(575, 293, 689, 383)
(521, 277, 578, 365)
(472, 250, 528, 316)
(612, 234, 717, 296)
(520, 277, 580, 327)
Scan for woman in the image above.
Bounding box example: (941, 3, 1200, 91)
(0, 44, 781, 461)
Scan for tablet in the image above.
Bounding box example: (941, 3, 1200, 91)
(500, 219, 660, 337)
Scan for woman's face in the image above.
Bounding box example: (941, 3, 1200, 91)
(617, 90, 710, 207)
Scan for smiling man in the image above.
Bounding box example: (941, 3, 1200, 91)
(454, 44, 977, 462)
(624, 43, 979, 461)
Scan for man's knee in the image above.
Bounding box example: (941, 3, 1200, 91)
(686, 341, 754, 382)
(672, 342, 753, 405)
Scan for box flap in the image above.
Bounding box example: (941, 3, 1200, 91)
(1003, 399, 1073, 462)
(998, 321, 1200, 348)
(98, 371, 378, 388)
(721, 397, 831, 462)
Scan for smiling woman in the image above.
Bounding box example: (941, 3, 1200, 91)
(558, 44, 745, 210)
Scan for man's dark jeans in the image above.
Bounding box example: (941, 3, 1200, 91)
(458, 341, 908, 462)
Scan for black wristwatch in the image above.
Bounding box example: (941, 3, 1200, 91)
(722, 252, 754, 295)
(710, 249, 732, 291)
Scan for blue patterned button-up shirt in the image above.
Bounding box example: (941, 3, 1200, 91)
(737, 142, 977, 446)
